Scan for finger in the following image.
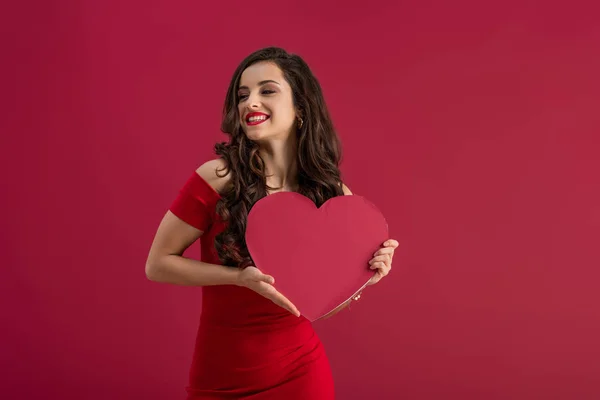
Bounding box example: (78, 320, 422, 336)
(373, 247, 395, 257)
(370, 262, 391, 276)
(369, 255, 391, 265)
(383, 239, 399, 248)
(368, 274, 381, 286)
(276, 296, 300, 317)
(381, 264, 391, 276)
(264, 286, 300, 316)
(369, 261, 386, 270)
(374, 249, 395, 265)
(259, 273, 275, 285)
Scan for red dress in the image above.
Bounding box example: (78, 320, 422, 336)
(169, 171, 335, 399)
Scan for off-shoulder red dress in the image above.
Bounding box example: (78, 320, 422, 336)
(169, 171, 335, 399)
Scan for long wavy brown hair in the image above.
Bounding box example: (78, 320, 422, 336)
(213, 47, 345, 267)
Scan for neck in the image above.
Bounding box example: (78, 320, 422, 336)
(258, 136, 298, 192)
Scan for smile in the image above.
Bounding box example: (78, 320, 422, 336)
(246, 112, 270, 126)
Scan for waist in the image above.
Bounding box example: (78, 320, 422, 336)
(199, 285, 307, 329)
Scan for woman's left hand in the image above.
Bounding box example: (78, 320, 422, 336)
(320, 239, 399, 319)
(367, 239, 399, 286)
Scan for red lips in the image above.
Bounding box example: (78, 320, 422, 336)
(245, 112, 270, 126)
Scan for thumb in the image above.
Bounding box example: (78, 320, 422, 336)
(260, 274, 275, 285)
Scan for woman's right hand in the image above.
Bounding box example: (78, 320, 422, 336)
(236, 266, 300, 317)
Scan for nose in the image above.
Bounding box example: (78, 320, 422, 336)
(246, 91, 261, 110)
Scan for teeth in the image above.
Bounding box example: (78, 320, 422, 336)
(248, 115, 268, 122)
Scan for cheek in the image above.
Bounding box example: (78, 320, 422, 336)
(270, 104, 295, 125)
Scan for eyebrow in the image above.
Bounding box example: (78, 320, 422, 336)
(238, 80, 280, 90)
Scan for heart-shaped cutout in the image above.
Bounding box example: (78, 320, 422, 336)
(245, 192, 389, 322)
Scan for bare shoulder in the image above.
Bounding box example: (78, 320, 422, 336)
(341, 183, 353, 196)
(195, 158, 231, 194)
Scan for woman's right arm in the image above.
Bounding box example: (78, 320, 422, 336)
(145, 210, 241, 286)
(144, 213, 299, 316)
(145, 159, 240, 286)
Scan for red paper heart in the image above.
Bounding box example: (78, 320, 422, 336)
(245, 192, 389, 322)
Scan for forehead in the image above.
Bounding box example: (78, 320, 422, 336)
(239, 61, 286, 88)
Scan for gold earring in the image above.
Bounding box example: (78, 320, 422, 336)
(298, 117, 303, 129)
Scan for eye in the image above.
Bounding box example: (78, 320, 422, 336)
(238, 93, 248, 101)
(261, 89, 275, 95)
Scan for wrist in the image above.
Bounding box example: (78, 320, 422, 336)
(204, 263, 243, 286)
(229, 267, 243, 286)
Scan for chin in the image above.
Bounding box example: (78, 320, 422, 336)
(243, 124, 292, 143)
(244, 129, 269, 142)
(244, 124, 280, 140)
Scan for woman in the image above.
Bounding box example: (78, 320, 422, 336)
(145, 47, 399, 399)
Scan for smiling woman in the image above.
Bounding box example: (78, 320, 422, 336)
(145, 46, 398, 399)
(236, 68, 296, 141)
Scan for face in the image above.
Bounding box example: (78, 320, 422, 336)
(237, 61, 298, 142)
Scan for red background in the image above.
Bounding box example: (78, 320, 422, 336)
(2, 1, 600, 399)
